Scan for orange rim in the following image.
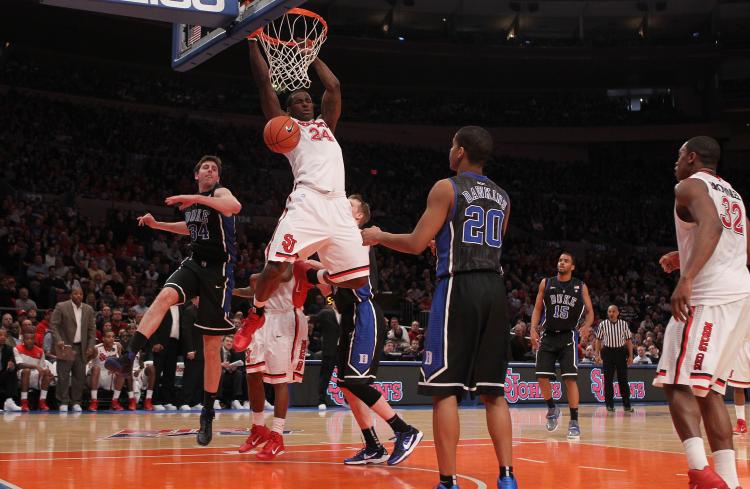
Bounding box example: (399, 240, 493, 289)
(250, 8, 328, 47)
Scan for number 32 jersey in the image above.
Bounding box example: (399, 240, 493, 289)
(435, 172, 510, 278)
(676, 171, 750, 305)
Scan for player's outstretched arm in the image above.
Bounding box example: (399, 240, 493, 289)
(311, 57, 341, 132)
(247, 39, 285, 120)
(164, 188, 241, 217)
(137, 213, 189, 235)
(361, 179, 453, 254)
(529, 279, 546, 350)
(671, 179, 723, 321)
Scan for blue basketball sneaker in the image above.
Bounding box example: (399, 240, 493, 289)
(434, 484, 459, 489)
(567, 419, 581, 439)
(387, 427, 424, 465)
(545, 406, 561, 432)
(343, 445, 389, 465)
(498, 476, 518, 489)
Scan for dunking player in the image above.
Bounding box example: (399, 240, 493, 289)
(529, 252, 594, 439)
(232, 261, 318, 460)
(335, 194, 421, 466)
(363, 126, 518, 489)
(108, 155, 241, 446)
(655, 136, 750, 489)
(234, 38, 370, 351)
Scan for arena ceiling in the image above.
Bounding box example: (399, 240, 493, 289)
(305, 0, 750, 42)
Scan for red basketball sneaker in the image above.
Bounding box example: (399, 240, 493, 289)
(687, 466, 730, 489)
(733, 419, 747, 435)
(233, 307, 265, 352)
(143, 399, 154, 411)
(111, 399, 124, 411)
(239, 424, 272, 453)
(20, 400, 29, 412)
(256, 431, 285, 461)
(128, 398, 137, 411)
(39, 399, 49, 412)
(87, 400, 98, 412)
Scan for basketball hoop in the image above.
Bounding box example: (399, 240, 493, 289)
(251, 8, 328, 93)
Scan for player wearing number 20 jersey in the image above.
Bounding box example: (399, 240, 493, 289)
(422, 170, 512, 396)
(360, 126, 517, 488)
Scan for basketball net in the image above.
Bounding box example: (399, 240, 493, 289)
(253, 8, 328, 93)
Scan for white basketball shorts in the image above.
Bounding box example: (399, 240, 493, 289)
(654, 295, 750, 396)
(265, 185, 370, 284)
(245, 308, 308, 384)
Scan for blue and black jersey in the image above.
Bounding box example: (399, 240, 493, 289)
(435, 172, 510, 279)
(183, 184, 236, 264)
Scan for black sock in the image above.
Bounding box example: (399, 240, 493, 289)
(440, 474, 456, 487)
(203, 391, 217, 411)
(570, 407, 578, 421)
(128, 331, 148, 355)
(306, 268, 320, 285)
(500, 466, 514, 478)
(387, 414, 410, 433)
(362, 427, 382, 450)
(546, 398, 555, 409)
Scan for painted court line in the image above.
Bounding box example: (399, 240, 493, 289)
(152, 459, 489, 489)
(579, 466, 627, 473)
(517, 457, 547, 464)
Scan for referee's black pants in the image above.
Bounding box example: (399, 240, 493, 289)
(602, 346, 631, 408)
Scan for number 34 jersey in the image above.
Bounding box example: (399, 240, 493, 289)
(676, 172, 750, 305)
(435, 172, 510, 279)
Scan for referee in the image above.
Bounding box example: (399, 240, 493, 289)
(595, 305, 634, 412)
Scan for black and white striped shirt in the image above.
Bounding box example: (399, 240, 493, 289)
(595, 319, 632, 348)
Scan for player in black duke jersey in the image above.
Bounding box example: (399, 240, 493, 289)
(106, 155, 241, 446)
(333, 195, 421, 467)
(529, 252, 594, 439)
(363, 126, 518, 489)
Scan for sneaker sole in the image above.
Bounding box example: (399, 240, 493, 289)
(567, 432, 581, 439)
(387, 430, 424, 466)
(344, 455, 389, 465)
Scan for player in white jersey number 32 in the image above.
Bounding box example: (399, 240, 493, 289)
(654, 136, 750, 489)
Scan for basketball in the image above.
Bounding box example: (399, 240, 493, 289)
(263, 115, 300, 154)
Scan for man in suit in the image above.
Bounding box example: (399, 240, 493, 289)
(0, 327, 21, 411)
(219, 335, 245, 409)
(50, 287, 96, 412)
(310, 301, 340, 409)
(179, 297, 204, 409)
(150, 305, 181, 409)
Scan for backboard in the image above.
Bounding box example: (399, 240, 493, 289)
(171, 0, 307, 72)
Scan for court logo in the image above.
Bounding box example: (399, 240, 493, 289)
(504, 368, 562, 404)
(326, 368, 403, 406)
(589, 368, 646, 402)
(104, 428, 299, 440)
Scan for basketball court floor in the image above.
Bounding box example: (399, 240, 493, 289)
(1, 404, 748, 488)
